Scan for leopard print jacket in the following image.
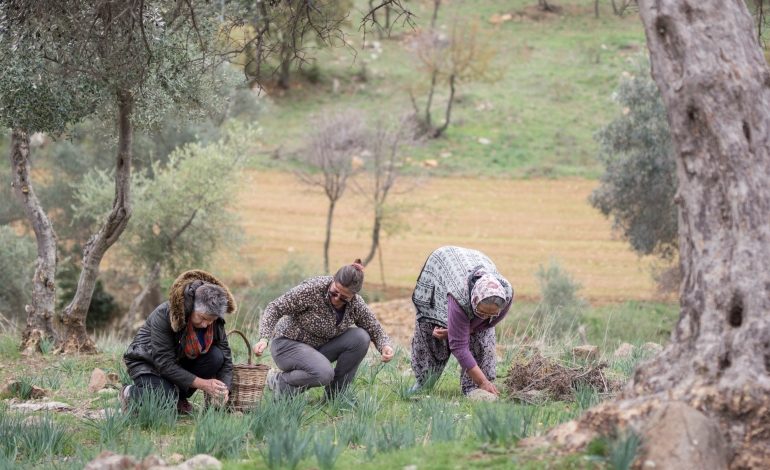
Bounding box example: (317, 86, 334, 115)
(258, 276, 391, 352)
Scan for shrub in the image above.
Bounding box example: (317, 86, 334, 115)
(85, 404, 129, 446)
(534, 259, 587, 335)
(128, 389, 177, 431)
(312, 428, 344, 470)
(190, 407, 249, 459)
(261, 421, 311, 470)
(591, 57, 677, 260)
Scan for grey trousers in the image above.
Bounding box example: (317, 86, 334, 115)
(270, 327, 370, 397)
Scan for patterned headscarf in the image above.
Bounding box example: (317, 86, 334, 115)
(470, 272, 508, 314)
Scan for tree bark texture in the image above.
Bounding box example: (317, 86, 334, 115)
(8, 129, 57, 354)
(597, 1, 770, 466)
(59, 89, 135, 353)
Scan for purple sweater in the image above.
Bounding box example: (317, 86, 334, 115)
(447, 294, 511, 370)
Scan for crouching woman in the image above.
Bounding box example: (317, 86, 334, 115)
(411, 246, 513, 401)
(121, 270, 235, 414)
(252, 260, 394, 398)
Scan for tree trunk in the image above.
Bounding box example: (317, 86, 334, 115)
(58, 89, 135, 353)
(278, 38, 292, 90)
(430, 0, 441, 29)
(594, 0, 600, 18)
(323, 199, 336, 273)
(362, 210, 382, 266)
(120, 262, 161, 338)
(433, 74, 456, 138)
(424, 69, 438, 129)
(544, 2, 770, 467)
(8, 129, 57, 354)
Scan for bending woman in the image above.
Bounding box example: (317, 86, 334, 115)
(411, 246, 513, 400)
(253, 260, 394, 398)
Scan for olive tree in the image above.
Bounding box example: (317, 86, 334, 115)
(73, 128, 249, 335)
(546, 1, 770, 466)
(2, 0, 228, 353)
(590, 60, 677, 260)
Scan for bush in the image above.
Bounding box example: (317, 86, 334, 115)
(0, 226, 35, 321)
(591, 57, 677, 260)
(534, 259, 587, 335)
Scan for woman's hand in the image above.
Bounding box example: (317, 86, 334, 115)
(253, 339, 268, 356)
(432, 327, 448, 340)
(194, 377, 229, 398)
(479, 379, 499, 396)
(381, 345, 395, 362)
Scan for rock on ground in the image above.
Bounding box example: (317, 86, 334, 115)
(640, 401, 728, 470)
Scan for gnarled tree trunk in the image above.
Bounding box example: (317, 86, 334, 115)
(59, 89, 135, 353)
(629, 1, 770, 464)
(540, 1, 770, 467)
(8, 129, 57, 354)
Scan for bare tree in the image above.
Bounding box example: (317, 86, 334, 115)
(542, 1, 770, 466)
(409, 19, 500, 138)
(296, 112, 368, 273)
(351, 117, 419, 279)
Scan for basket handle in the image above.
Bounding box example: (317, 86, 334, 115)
(227, 329, 255, 366)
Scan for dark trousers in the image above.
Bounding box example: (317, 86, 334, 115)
(270, 327, 370, 397)
(129, 345, 224, 402)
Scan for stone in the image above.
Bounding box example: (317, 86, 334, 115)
(477, 137, 492, 145)
(642, 342, 663, 355)
(423, 159, 438, 168)
(2, 380, 48, 399)
(84, 451, 138, 470)
(613, 342, 635, 359)
(467, 389, 498, 402)
(176, 454, 222, 470)
(640, 401, 728, 470)
(572, 345, 598, 361)
(11, 401, 70, 412)
(89, 368, 108, 393)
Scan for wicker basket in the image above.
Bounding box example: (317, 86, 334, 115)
(226, 329, 269, 412)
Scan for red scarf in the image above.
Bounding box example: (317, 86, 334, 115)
(181, 322, 214, 359)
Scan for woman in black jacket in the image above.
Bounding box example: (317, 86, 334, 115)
(121, 270, 234, 414)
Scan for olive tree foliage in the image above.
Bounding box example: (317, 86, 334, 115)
(296, 112, 368, 273)
(590, 60, 677, 260)
(73, 126, 250, 334)
(408, 19, 501, 138)
(1, 0, 231, 353)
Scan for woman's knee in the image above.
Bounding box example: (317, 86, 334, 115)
(347, 327, 371, 350)
(313, 363, 335, 386)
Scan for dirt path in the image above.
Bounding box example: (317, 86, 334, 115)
(219, 170, 657, 302)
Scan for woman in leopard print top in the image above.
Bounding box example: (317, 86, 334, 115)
(253, 260, 394, 397)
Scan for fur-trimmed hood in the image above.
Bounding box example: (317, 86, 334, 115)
(168, 269, 237, 332)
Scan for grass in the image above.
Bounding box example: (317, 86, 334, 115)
(0, 294, 673, 468)
(253, 0, 646, 179)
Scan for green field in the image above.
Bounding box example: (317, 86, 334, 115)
(252, 0, 647, 178)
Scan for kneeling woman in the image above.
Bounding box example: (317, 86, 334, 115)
(122, 270, 235, 413)
(253, 260, 394, 397)
(411, 246, 513, 400)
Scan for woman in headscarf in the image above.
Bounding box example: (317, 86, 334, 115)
(121, 270, 235, 414)
(252, 259, 394, 398)
(410, 246, 513, 401)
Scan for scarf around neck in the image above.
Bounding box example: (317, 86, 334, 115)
(180, 321, 214, 359)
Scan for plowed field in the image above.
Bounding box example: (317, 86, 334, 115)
(221, 171, 656, 304)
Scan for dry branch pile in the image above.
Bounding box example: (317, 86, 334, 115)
(504, 352, 620, 403)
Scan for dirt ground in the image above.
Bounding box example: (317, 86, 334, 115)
(220, 171, 657, 303)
